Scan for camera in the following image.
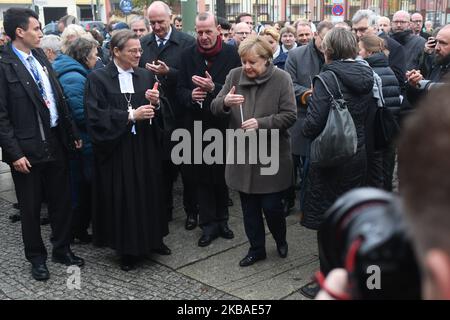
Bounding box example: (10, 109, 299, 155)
(319, 188, 422, 299)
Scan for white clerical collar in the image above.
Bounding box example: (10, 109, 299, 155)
(155, 26, 172, 44)
(114, 60, 134, 93)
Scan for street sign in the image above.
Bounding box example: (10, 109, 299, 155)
(119, 0, 133, 15)
(332, 4, 344, 17)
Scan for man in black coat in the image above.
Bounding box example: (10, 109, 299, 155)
(177, 12, 241, 247)
(139, 1, 198, 230)
(0, 8, 84, 281)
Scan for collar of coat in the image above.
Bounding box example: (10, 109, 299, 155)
(144, 28, 183, 47)
(238, 62, 275, 86)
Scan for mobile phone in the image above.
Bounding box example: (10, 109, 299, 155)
(428, 37, 436, 48)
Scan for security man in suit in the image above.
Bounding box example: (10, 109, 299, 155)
(0, 8, 84, 281)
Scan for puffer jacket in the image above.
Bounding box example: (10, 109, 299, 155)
(365, 52, 401, 113)
(53, 54, 92, 155)
(301, 60, 374, 230)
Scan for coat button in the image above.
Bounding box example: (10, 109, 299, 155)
(27, 82, 30, 85)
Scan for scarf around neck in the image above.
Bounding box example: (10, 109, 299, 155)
(197, 35, 223, 60)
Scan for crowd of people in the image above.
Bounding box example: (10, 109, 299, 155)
(0, 2, 449, 299)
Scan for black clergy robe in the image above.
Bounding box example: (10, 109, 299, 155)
(84, 62, 168, 256)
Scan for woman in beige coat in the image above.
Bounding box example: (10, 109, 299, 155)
(211, 36, 296, 267)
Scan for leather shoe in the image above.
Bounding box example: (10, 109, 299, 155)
(198, 233, 218, 247)
(120, 255, 136, 272)
(31, 262, 49, 281)
(239, 254, 266, 267)
(277, 243, 288, 258)
(52, 250, 84, 267)
(152, 243, 171, 255)
(219, 225, 234, 239)
(299, 281, 320, 299)
(185, 215, 198, 230)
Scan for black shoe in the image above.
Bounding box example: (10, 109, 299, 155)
(198, 233, 218, 247)
(277, 242, 288, 258)
(52, 250, 85, 267)
(239, 254, 266, 267)
(152, 243, 171, 255)
(299, 280, 320, 299)
(219, 225, 234, 239)
(13, 203, 20, 210)
(40, 217, 50, 225)
(185, 215, 198, 230)
(9, 213, 21, 223)
(227, 198, 233, 206)
(31, 262, 50, 281)
(120, 255, 136, 272)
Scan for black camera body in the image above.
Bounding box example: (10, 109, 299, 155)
(319, 188, 422, 299)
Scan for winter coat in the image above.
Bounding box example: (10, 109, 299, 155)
(0, 45, 79, 165)
(285, 39, 325, 156)
(53, 54, 92, 155)
(301, 60, 374, 230)
(211, 63, 297, 194)
(365, 52, 401, 113)
(391, 30, 426, 70)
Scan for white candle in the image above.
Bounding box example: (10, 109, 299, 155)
(240, 104, 244, 124)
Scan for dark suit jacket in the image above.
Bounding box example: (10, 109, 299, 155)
(139, 29, 195, 131)
(0, 44, 78, 164)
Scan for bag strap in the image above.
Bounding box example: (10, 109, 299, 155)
(315, 74, 335, 99)
(315, 71, 344, 100)
(328, 71, 344, 99)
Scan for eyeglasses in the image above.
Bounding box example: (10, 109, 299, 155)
(392, 20, 409, 25)
(352, 27, 368, 34)
(127, 48, 143, 55)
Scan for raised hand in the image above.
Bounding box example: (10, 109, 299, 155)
(224, 86, 244, 108)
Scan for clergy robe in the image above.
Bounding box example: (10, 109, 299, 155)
(84, 62, 167, 256)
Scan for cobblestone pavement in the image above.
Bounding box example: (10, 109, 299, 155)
(0, 196, 238, 300)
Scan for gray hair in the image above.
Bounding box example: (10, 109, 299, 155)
(41, 35, 62, 54)
(129, 16, 150, 31)
(66, 37, 98, 69)
(110, 29, 139, 53)
(322, 28, 358, 61)
(196, 12, 218, 25)
(393, 10, 411, 21)
(352, 9, 378, 27)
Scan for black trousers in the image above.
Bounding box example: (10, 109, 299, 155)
(239, 191, 287, 257)
(11, 134, 72, 264)
(162, 160, 198, 219)
(197, 182, 229, 235)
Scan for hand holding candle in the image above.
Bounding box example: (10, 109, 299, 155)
(145, 82, 159, 124)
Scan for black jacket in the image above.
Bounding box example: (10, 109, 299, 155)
(391, 30, 426, 70)
(301, 60, 374, 230)
(176, 42, 241, 184)
(139, 29, 195, 131)
(365, 52, 401, 112)
(378, 32, 406, 84)
(0, 44, 79, 164)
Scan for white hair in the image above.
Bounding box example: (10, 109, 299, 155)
(352, 9, 378, 27)
(148, 1, 172, 17)
(40, 35, 62, 53)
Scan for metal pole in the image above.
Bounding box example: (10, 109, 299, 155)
(91, 0, 96, 20)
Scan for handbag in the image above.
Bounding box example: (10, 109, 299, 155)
(373, 82, 400, 150)
(310, 71, 358, 167)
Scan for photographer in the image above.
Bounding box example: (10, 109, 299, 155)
(316, 85, 450, 300)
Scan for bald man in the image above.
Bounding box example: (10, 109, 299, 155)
(228, 22, 251, 47)
(139, 1, 198, 230)
(391, 10, 426, 70)
(411, 12, 430, 40)
(377, 16, 391, 34)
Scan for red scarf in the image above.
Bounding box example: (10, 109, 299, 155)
(197, 35, 223, 69)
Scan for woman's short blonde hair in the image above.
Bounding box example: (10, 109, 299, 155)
(260, 27, 280, 42)
(238, 35, 273, 61)
(61, 24, 89, 53)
